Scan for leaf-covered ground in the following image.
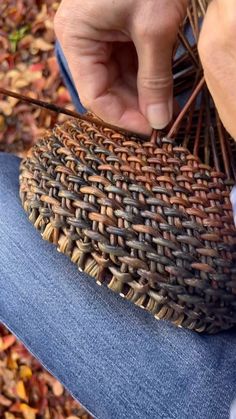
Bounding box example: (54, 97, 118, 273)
(0, 0, 73, 156)
(0, 1, 92, 418)
(0, 325, 92, 419)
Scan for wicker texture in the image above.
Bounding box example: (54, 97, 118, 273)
(18, 0, 236, 334)
(19, 118, 236, 334)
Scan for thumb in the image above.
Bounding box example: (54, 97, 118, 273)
(135, 35, 174, 130)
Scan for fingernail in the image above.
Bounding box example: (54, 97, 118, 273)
(147, 103, 171, 130)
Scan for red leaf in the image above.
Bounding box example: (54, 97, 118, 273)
(29, 63, 45, 72)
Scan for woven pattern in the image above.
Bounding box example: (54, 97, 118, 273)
(19, 118, 236, 333)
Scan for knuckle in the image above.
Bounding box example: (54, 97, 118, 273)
(135, 23, 155, 40)
(139, 75, 172, 91)
(133, 3, 181, 41)
(135, 21, 174, 41)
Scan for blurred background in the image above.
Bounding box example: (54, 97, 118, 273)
(0, 0, 74, 157)
(0, 1, 92, 418)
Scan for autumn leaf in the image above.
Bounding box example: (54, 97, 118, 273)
(52, 379, 64, 397)
(0, 394, 12, 407)
(0, 335, 16, 351)
(9, 401, 22, 413)
(0, 114, 5, 131)
(31, 38, 54, 52)
(7, 354, 18, 370)
(16, 380, 28, 401)
(20, 365, 32, 380)
(4, 413, 16, 419)
(20, 403, 38, 419)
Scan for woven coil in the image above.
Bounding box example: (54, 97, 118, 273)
(19, 118, 236, 334)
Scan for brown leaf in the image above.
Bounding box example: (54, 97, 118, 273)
(0, 115, 5, 131)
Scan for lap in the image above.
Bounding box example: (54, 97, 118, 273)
(1, 151, 236, 419)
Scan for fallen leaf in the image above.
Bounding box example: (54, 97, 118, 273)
(0, 114, 5, 131)
(7, 354, 18, 370)
(20, 365, 32, 380)
(9, 401, 21, 413)
(0, 100, 13, 116)
(57, 88, 71, 107)
(0, 35, 9, 51)
(32, 78, 46, 91)
(0, 335, 16, 351)
(35, 4, 47, 21)
(4, 413, 16, 419)
(52, 379, 64, 397)
(31, 38, 53, 52)
(16, 380, 28, 401)
(6, 69, 19, 79)
(8, 96, 19, 108)
(0, 394, 12, 407)
(47, 56, 58, 75)
(9, 69, 42, 89)
(0, 53, 10, 63)
(20, 403, 38, 419)
(29, 63, 45, 72)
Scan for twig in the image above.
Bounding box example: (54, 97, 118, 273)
(0, 87, 145, 139)
(168, 76, 205, 138)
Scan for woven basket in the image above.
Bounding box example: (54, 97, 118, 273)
(19, 1, 236, 334)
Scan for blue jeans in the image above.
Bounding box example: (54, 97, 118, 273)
(1, 47, 236, 419)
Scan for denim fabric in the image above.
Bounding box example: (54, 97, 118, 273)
(1, 152, 236, 419)
(55, 42, 86, 114)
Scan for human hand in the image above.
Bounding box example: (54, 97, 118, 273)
(199, 0, 236, 139)
(54, 0, 188, 134)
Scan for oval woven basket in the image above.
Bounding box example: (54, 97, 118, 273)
(19, 1, 236, 334)
(19, 115, 236, 334)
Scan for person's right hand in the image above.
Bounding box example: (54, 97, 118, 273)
(54, 0, 188, 134)
(199, 0, 236, 139)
